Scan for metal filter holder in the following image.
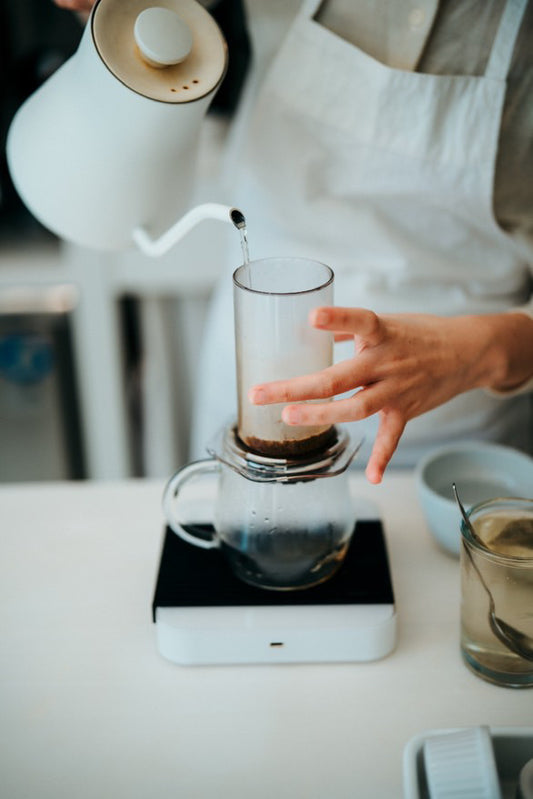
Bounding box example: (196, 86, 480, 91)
(207, 424, 363, 483)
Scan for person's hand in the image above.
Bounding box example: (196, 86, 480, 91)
(53, 0, 94, 15)
(248, 306, 533, 484)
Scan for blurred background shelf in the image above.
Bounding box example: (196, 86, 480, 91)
(0, 115, 236, 482)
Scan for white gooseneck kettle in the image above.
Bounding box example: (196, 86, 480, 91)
(7, 0, 244, 254)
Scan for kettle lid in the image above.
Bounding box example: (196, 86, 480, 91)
(92, 0, 227, 103)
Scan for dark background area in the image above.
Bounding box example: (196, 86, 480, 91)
(0, 0, 251, 240)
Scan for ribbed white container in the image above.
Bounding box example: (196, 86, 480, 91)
(422, 726, 502, 799)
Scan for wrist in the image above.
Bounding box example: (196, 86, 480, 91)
(472, 312, 533, 393)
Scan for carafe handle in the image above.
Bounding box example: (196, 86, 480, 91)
(162, 459, 220, 549)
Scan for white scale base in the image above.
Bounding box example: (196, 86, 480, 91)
(152, 519, 396, 666)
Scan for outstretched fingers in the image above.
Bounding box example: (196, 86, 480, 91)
(311, 306, 384, 346)
(365, 410, 406, 484)
(248, 358, 365, 406)
(248, 307, 388, 407)
(279, 380, 395, 426)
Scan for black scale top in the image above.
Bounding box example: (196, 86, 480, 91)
(152, 520, 394, 621)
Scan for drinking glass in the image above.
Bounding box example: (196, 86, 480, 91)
(460, 497, 533, 688)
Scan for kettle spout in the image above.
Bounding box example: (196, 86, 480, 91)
(229, 208, 246, 230)
(132, 203, 245, 257)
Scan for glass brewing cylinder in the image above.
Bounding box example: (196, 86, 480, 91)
(233, 257, 334, 457)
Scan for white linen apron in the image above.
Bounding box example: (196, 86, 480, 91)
(192, 0, 532, 465)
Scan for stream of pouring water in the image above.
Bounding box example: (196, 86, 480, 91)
(240, 226, 250, 265)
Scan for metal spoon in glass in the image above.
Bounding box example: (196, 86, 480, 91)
(453, 483, 533, 663)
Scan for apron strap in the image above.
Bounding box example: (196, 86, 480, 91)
(485, 0, 528, 79)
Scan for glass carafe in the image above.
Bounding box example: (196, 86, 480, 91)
(162, 425, 362, 590)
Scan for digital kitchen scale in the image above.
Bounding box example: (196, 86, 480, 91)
(152, 519, 396, 665)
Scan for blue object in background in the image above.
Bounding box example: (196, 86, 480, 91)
(0, 333, 54, 385)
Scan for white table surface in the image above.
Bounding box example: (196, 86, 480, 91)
(1, 473, 531, 798)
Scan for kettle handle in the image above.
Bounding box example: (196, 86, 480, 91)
(162, 459, 221, 549)
(133, 203, 244, 257)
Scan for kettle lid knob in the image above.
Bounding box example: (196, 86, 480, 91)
(92, 0, 227, 103)
(134, 7, 193, 68)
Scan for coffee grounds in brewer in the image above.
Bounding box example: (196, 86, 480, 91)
(241, 426, 337, 459)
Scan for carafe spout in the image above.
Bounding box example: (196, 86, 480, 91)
(132, 203, 244, 256)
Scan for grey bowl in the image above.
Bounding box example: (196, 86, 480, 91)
(414, 441, 533, 556)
